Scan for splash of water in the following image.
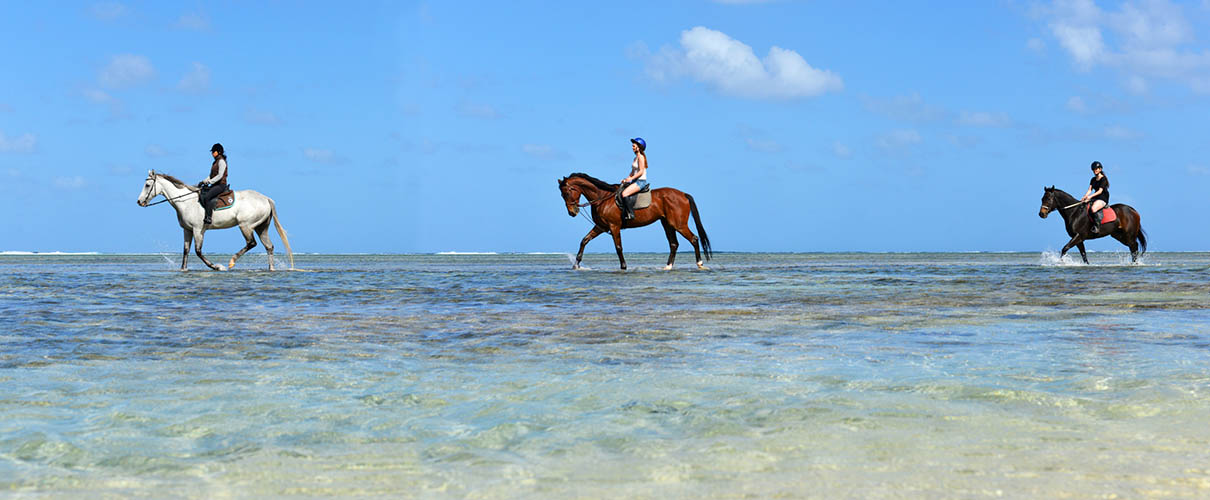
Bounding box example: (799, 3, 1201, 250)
(1039, 250, 1083, 267)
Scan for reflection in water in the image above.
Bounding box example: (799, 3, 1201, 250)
(1, 253, 1210, 498)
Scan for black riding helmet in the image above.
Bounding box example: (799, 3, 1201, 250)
(211, 143, 224, 155)
(1090, 160, 1102, 171)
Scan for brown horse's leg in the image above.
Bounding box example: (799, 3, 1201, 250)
(672, 222, 704, 269)
(574, 226, 604, 270)
(610, 227, 626, 270)
(661, 220, 678, 270)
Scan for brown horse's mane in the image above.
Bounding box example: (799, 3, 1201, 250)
(564, 173, 618, 192)
(156, 172, 199, 191)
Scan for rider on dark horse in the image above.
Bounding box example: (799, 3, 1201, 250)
(1081, 160, 1109, 233)
(618, 137, 649, 220)
(198, 143, 229, 225)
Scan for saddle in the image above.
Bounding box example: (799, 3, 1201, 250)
(200, 188, 236, 211)
(1090, 205, 1116, 224)
(615, 184, 652, 212)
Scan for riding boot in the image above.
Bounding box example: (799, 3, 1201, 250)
(1089, 208, 1101, 233)
(203, 200, 215, 225)
(624, 195, 636, 220)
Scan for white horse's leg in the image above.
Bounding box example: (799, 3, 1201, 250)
(181, 228, 193, 271)
(255, 221, 276, 271)
(227, 224, 258, 270)
(193, 229, 223, 271)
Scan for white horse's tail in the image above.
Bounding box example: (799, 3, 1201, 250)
(269, 198, 294, 270)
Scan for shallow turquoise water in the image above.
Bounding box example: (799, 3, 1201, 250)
(2, 253, 1209, 498)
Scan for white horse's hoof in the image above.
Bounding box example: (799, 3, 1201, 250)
(697, 261, 708, 270)
(227, 258, 237, 269)
(663, 264, 673, 271)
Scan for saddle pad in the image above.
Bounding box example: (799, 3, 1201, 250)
(214, 191, 236, 211)
(635, 190, 652, 210)
(1096, 206, 1116, 224)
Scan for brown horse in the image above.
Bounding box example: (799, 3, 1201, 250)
(558, 173, 711, 270)
(1039, 186, 1147, 263)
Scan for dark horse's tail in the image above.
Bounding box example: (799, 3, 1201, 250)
(685, 193, 712, 261)
(1137, 224, 1148, 255)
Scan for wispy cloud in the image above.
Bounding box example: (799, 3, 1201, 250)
(303, 148, 347, 165)
(89, 2, 128, 21)
(177, 62, 211, 93)
(244, 108, 282, 126)
(861, 93, 949, 123)
(456, 101, 502, 119)
(1040, 0, 1210, 92)
(176, 12, 210, 31)
(644, 26, 842, 99)
(955, 110, 1013, 127)
(54, 176, 86, 190)
(876, 129, 922, 150)
(1104, 125, 1143, 140)
(832, 142, 851, 159)
(745, 138, 784, 153)
(99, 54, 156, 89)
(0, 131, 37, 154)
(1066, 95, 1087, 113)
(144, 144, 170, 157)
(521, 144, 571, 161)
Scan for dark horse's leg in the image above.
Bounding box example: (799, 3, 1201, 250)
(1076, 242, 1089, 264)
(1060, 235, 1086, 264)
(610, 226, 627, 270)
(661, 219, 679, 270)
(574, 226, 604, 270)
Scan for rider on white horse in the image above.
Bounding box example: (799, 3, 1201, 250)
(198, 143, 229, 225)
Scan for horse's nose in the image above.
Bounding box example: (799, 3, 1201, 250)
(1038, 209, 1047, 218)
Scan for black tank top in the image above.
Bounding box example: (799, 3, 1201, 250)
(1089, 174, 1109, 203)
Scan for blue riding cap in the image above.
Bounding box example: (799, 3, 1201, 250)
(631, 137, 646, 151)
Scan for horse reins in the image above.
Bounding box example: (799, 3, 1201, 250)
(143, 175, 200, 207)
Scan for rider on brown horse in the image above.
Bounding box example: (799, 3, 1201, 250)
(618, 137, 649, 220)
(198, 143, 229, 225)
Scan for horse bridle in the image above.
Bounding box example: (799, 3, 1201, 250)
(141, 173, 199, 207)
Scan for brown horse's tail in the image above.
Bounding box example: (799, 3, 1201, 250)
(1136, 217, 1148, 255)
(685, 193, 712, 261)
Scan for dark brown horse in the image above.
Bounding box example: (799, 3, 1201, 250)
(558, 173, 711, 270)
(1038, 186, 1147, 263)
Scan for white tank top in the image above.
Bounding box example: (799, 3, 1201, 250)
(631, 156, 647, 181)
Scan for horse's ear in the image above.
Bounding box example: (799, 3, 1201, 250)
(1048, 185, 1055, 191)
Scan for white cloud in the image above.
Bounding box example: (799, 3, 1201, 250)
(89, 2, 128, 21)
(99, 54, 156, 89)
(176, 12, 210, 31)
(956, 110, 1013, 127)
(456, 101, 501, 119)
(861, 93, 949, 122)
(521, 144, 570, 160)
(1066, 95, 1088, 113)
(244, 108, 282, 126)
(177, 62, 210, 93)
(303, 148, 347, 165)
(876, 129, 922, 150)
(1041, 0, 1210, 92)
(0, 131, 37, 153)
(745, 138, 783, 153)
(54, 176, 86, 190)
(646, 26, 842, 99)
(145, 144, 168, 157)
(1104, 125, 1143, 140)
(832, 142, 851, 158)
(83, 89, 115, 103)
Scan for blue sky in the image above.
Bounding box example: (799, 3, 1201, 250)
(3, 1, 1210, 253)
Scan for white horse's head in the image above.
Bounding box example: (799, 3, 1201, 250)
(136, 170, 159, 207)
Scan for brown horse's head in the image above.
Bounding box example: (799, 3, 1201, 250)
(1039, 185, 1056, 218)
(558, 177, 581, 217)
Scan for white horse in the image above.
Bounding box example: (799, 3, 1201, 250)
(136, 170, 293, 271)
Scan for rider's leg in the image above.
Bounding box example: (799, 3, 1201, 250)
(1089, 199, 1106, 233)
(618, 181, 636, 220)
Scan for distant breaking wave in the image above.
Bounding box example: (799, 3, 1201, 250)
(436, 251, 499, 255)
(1, 251, 100, 255)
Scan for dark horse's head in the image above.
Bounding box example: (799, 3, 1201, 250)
(558, 173, 617, 218)
(1039, 185, 1058, 219)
